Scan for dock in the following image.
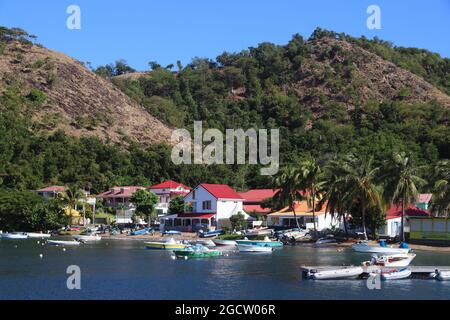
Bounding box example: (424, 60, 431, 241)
(300, 265, 450, 279)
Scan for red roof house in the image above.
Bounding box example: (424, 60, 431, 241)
(199, 183, 243, 200)
(386, 204, 431, 220)
(239, 189, 279, 214)
(149, 180, 191, 191)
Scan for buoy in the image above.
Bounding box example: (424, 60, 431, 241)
(63, 248, 66, 252)
(184, 256, 188, 260)
(14, 245, 18, 248)
(171, 255, 176, 260)
(39, 254, 43, 259)
(37, 241, 40, 244)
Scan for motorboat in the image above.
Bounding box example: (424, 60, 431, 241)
(198, 229, 224, 238)
(47, 240, 81, 246)
(24, 232, 51, 239)
(73, 234, 102, 242)
(379, 267, 412, 280)
(130, 227, 153, 236)
(362, 253, 416, 267)
(213, 239, 237, 246)
(245, 227, 273, 237)
(191, 239, 216, 247)
(236, 236, 283, 248)
(1, 232, 28, 240)
(306, 266, 364, 280)
(430, 269, 450, 281)
(173, 244, 222, 259)
(145, 238, 186, 250)
(237, 244, 273, 253)
(163, 230, 182, 236)
(352, 241, 410, 254)
(315, 236, 338, 246)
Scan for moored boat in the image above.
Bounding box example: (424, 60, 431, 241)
(191, 239, 216, 247)
(213, 239, 237, 246)
(47, 240, 81, 246)
(362, 253, 416, 267)
(430, 269, 450, 281)
(1, 232, 28, 240)
(306, 266, 364, 280)
(315, 236, 338, 246)
(236, 236, 283, 248)
(25, 232, 51, 239)
(163, 230, 182, 236)
(73, 234, 102, 242)
(130, 227, 152, 236)
(245, 227, 273, 237)
(198, 229, 224, 238)
(379, 267, 412, 280)
(145, 238, 186, 250)
(173, 244, 222, 259)
(237, 244, 273, 252)
(352, 241, 410, 254)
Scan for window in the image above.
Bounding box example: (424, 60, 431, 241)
(202, 201, 211, 210)
(192, 190, 196, 200)
(174, 219, 181, 226)
(183, 219, 191, 226)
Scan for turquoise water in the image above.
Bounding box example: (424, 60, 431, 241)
(0, 239, 449, 300)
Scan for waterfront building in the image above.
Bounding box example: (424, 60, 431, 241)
(148, 180, 191, 215)
(379, 204, 431, 239)
(96, 186, 145, 223)
(239, 189, 279, 221)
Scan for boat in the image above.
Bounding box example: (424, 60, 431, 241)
(1, 232, 28, 240)
(73, 234, 102, 242)
(315, 236, 338, 246)
(24, 232, 51, 239)
(163, 230, 182, 236)
(245, 227, 273, 237)
(430, 269, 450, 281)
(306, 266, 364, 280)
(213, 239, 237, 246)
(237, 244, 273, 252)
(191, 239, 216, 247)
(352, 241, 410, 254)
(130, 227, 152, 236)
(47, 240, 81, 246)
(379, 267, 412, 280)
(198, 229, 224, 238)
(362, 253, 416, 267)
(144, 238, 186, 250)
(236, 236, 283, 248)
(173, 244, 222, 259)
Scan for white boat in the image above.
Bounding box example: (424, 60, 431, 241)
(47, 240, 81, 246)
(315, 236, 337, 246)
(430, 270, 450, 281)
(1, 233, 28, 239)
(25, 232, 51, 239)
(380, 268, 411, 280)
(352, 241, 410, 254)
(362, 253, 416, 267)
(73, 234, 102, 242)
(191, 239, 216, 247)
(213, 239, 237, 246)
(245, 227, 273, 237)
(307, 266, 364, 280)
(237, 244, 273, 253)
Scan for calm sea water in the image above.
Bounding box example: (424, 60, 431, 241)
(0, 239, 449, 300)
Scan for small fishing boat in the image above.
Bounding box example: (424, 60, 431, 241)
(145, 238, 186, 250)
(352, 241, 410, 254)
(198, 229, 224, 238)
(306, 266, 364, 280)
(163, 230, 182, 236)
(1, 232, 28, 240)
(173, 244, 222, 259)
(379, 267, 411, 280)
(73, 234, 102, 242)
(236, 236, 283, 248)
(47, 240, 81, 246)
(24, 232, 51, 239)
(130, 227, 152, 236)
(237, 244, 273, 252)
(362, 253, 416, 267)
(245, 227, 273, 237)
(315, 236, 338, 246)
(213, 239, 237, 246)
(191, 239, 216, 247)
(430, 269, 450, 281)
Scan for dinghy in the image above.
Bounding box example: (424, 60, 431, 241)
(315, 236, 338, 246)
(173, 244, 222, 259)
(430, 269, 450, 281)
(213, 239, 237, 246)
(198, 229, 224, 238)
(145, 238, 186, 250)
(362, 253, 416, 267)
(47, 240, 81, 246)
(352, 241, 410, 254)
(191, 239, 216, 247)
(163, 230, 182, 236)
(1, 233, 28, 240)
(130, 227, 152, 236)
(236, 236, 283, 248)
(379, 267, 411, 280)
(73, 234, 102, 242)
(25, 232, 51, 239)
(307, 266, 364, 280)
(237, 244, 273, 252)
(245, 227, 273, 237)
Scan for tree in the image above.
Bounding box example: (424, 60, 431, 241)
(229, 213, 247, 231)
(431, 160, 450, 216)
(271, 165, 303, 229)
(169, 195, 185, 214)
(382, 152, 426, 241)
(61, 185, 85, 225)
(130, 189, 158, 226)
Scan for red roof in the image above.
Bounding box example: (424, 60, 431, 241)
(243, 204, 272, 214)
(418, 194, 432, 204)
(149, 180, 191, 190)
(239, 189, 279, 202)
(200, 184, 243, 200)
(176, 213, 215, 219)
(36, 186, 66, 193)
(97, 186, 144, 198)
(386, 204, 431, 220)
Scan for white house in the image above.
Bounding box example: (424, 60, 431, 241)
(160, 183, 250, 231)
(148, 180, 191, 215)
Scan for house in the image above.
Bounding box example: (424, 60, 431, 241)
(239, 189, 279, 219)
(148, 180, 191, 215)
(160, 183, 250, 232)
(409, 216, 450, 245)
(415, 194, 433, 211)
(96, 186, 145, 224)
(36, 185, 66, 200)
(267, 201, 341, 231)
(379, 204, 431, 239)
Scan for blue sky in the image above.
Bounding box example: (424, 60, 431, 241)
(0, 0, 449, 70)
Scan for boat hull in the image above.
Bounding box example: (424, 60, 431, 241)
(1, 233, 28, 239)
(380, 268, 412, 280)
(213, 239, 237, 246)
(237, 244, 273, 252)
(47, 240, 80, 246)
(352, 243, 410, 254)
(307, 267, 364, 280)
(236, 240, 283, 248)
(174, 250, 222, 259)
(145, 242, 186, 250)
(73, 235, 101, 241)
(362, 253, 416, 267)
(25, 233, 51, 238)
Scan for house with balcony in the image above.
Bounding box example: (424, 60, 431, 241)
(36, 185, 67, 200)
(148, 180, 191, 215)
(96, 186, 145, 224)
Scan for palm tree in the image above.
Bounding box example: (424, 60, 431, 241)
(382, 152, 426, 242)
(272, 165, 303, 229)
(431, 160, 450, 217)
(297, 158, 324, 231)
(341, 155, 382, 240)
(61, 185, 85, 225)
